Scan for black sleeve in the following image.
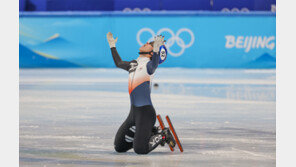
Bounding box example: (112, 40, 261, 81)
(111, 47, 130, 71)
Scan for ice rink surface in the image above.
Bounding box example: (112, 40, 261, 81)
(19, 68, 276, 167)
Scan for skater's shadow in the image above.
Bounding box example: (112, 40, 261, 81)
(110, 151, 173, 156)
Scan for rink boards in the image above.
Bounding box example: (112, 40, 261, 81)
(19, 12, 275, 68)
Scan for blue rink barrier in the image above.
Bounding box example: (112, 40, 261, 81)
(19, 11, 276, 68)
(21, 0, 276, 11)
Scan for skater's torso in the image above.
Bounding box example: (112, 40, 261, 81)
(110, 47, 159, 107)
(128, 57, 153, 107)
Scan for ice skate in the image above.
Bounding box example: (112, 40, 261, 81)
(161, 128, 176, 148)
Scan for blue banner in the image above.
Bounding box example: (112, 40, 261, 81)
(19, 12, 276, 68)
(21, 0, 276, 11)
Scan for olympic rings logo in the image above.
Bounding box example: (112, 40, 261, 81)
(137, 28, 195, 57)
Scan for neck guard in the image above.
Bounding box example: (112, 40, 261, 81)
(138, 50, 153, 56)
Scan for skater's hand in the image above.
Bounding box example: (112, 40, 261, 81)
(153, 35, 165, 53)
(107, 32, 118, 48)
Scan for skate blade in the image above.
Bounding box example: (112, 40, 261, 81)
(157, 115, 174, 152)
(166, 115, 184, 152)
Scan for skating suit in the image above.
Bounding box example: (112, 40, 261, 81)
(110, 47, 158, 107)
(128, 56, 154, 106)
(110, 47, 164, 154)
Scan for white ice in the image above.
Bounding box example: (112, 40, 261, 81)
(19, 68, 276, 167)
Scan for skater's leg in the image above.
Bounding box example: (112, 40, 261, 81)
(114, 108, 135, 153)
(133, 105, 163, 154)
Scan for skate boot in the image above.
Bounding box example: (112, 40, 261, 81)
(151, 126, 173, 147)
(151, 126, 166, 146)
(161, 128, 176, 148)
(151, 126, 161, 136)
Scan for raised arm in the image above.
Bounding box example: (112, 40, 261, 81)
(147, 35, 165, 75)
(111, 47, 130, 71)
(107, 32, 130, 71)
(147, 52, 159, 75)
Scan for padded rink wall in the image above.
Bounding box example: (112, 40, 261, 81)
(19, 12, 276, 68)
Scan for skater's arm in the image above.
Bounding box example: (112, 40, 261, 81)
(147, 52, 159, 75)
(111, 47, 130, 71)
(107, 32, 130, 71)
(147, 35, 164, 75)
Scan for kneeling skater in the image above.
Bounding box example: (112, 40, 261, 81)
(107, 32, 175, 154)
